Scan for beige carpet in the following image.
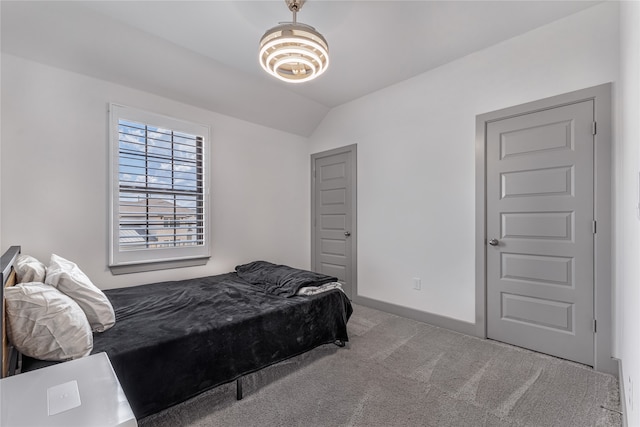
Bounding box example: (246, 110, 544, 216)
(140, 303, 622, 427)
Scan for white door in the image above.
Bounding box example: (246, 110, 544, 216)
(311, 145, 356, 299)
(486, 100, 594, 365)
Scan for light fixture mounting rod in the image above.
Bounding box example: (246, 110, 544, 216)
(286, 0, 304, 23)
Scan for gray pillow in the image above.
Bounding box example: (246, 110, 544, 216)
(45, 254, 116, 332)
(15, 254, 46, 283)
(6, 282, 93, 361)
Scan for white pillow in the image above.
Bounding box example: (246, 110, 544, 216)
(15, 254, 46, 283)
(45, 254, 116, 332)
(5, 282, 93, 361)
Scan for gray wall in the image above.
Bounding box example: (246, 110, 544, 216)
(617, 1, 640, 424)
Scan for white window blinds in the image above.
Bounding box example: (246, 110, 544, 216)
(109, 104, 210, 270)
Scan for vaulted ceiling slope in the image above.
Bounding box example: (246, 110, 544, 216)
(1, 1, 600, 136)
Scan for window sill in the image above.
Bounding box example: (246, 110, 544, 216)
(109, 256, 210, 275)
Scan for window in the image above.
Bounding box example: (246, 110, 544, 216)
(109, 104, 210, 272)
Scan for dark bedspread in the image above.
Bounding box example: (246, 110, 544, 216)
(88, 272, 351, 418)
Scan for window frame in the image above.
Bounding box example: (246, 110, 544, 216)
(109, 103, 211, 273)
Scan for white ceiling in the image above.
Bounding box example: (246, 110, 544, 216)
(1, 1, 601, 136)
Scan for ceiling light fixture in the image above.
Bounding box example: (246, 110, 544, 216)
(259, 0, 329, 83)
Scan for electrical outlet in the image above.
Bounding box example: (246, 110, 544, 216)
(637, 172, 640, 220)
(413, 278, 421, 290)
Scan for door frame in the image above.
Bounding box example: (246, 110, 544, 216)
(310, 144, 357, 298)
(475, 84, 615, 375)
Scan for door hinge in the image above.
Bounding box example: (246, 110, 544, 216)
(592, 121, 597, 135)
(592, 220, 597, 234)
(593, 319, 597, 333)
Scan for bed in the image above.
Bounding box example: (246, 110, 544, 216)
(0, 246, 353, 419)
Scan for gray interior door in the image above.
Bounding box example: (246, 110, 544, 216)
(312, 146, 356, 299)
(486, 100, 595, 366)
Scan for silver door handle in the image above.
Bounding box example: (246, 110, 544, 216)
(488, 238, 499, 246)
(344, 231, 351, 237)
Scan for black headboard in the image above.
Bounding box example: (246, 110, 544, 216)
(1, 245, 21, 377)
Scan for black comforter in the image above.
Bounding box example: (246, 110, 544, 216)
(89, 268, 352, 418)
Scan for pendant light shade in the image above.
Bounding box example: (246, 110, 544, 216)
(259, 0, 329, 83)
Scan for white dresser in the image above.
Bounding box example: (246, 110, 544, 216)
(0, 352, 137, 427)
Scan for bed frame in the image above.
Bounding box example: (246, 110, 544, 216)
(1, 245, 21, 379)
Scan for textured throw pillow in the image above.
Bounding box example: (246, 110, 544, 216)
(45, 254, 116, 332)
(5, 282, 93, 361)
(15, 254, 46, 283)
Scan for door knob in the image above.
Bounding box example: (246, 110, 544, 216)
(488, 238, 499, 246)
(344, 231, 351, 237)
